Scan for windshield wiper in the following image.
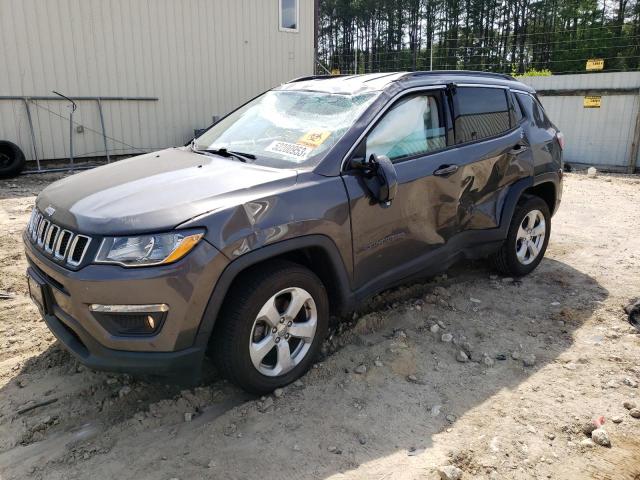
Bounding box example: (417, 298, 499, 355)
(191, 143, 256, 163)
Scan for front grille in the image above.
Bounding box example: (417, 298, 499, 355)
(27, 208, 92, 268)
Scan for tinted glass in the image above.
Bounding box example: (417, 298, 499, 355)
(281, 0, 297, 30)
(366, 94, 446, 162)
(454, 87, 510, 143)
(511, 92, 524, 123)
(516, 93, 549, 128)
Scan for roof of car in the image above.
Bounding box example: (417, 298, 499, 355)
(279, 71, 535, 95)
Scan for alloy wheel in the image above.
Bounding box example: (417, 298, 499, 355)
(515, 209, 546, 265)
(249, 287, 318, 377)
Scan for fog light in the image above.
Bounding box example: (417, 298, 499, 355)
(89, 304, 168, 336)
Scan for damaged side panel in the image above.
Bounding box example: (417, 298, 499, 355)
(181, 172, 354, 281)
(456, 128, 534, 231)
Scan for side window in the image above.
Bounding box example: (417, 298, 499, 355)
(516, 93, 549, 128)
(454, 87, 511, 144)
(366, 94, 446, 163)
(279, 0, 299, 32)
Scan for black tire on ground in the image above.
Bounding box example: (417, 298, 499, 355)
(211, 260, 329, 394)
(0, 141, 26, 179)
(491, 195, 551, 277)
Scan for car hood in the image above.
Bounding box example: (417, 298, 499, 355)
(36, 148, 298, 235)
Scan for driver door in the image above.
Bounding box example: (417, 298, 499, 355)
(342, 89, 465, 292)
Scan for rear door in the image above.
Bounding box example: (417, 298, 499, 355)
(450, 85, 534, 232)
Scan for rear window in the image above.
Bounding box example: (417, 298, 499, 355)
(516, 93, 551, 129)
(454, 87, 511, 144)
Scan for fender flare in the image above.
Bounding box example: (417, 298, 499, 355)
(193, 234, 353, 349)
(497, 177, 534, 236)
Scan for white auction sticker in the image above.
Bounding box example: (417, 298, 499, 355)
(265, 141, 312, 160)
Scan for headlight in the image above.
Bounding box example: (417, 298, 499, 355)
(95, 229, 204, 267)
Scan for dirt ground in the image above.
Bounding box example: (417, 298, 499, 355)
(0, 171, 639, 480)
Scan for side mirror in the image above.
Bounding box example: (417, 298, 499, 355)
(371, 154, 398, 204)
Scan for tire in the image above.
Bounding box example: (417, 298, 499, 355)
(491, 195, 551, 277)
(211, 260, 329, 394)
(0, 141, 26, 179)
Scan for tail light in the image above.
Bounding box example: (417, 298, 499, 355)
(556, 131, 565, 150)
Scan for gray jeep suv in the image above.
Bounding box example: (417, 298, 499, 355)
(24, 71, 563, 393)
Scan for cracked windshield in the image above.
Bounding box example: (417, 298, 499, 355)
(194, 89, 378, 168)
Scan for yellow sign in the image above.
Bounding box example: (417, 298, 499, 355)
(298, 130, 332, 148)
(584, 96, 602, 108)
(330, 68, 341, 75)
(586, 58, 604, 71)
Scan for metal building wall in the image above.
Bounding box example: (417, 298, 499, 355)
(0, 0, 315, 163)
(520, 72, 640, 171)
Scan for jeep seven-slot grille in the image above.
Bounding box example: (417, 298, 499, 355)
(27, 209, 92, 268)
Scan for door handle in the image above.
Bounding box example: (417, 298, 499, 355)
(433, 164, 459, 177)
(509, 143, 529, 155)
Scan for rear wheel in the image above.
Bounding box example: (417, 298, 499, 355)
(0, 141, 26, 178)
(492, 195, 551, 277)
(211, 260, 328, 394)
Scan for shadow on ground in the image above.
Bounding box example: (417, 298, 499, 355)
(0, 255, 608, 479)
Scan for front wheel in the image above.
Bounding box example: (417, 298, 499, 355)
(211, 260, 329, 394)
(491, 195, 551, 277)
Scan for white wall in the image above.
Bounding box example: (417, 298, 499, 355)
(0, 0, 315, 162)
(520, 72, 640, 170)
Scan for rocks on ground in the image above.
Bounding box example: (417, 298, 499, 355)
(522, 354, 536, 367)
(591, 428, 611, 448)
(354, 364, 367, 374)
(456, 350, 469, 363)
(437, 465, 463, 480)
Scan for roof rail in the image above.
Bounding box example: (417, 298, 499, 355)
(402, 70, 516, 81)
(287, 74, 351, 83)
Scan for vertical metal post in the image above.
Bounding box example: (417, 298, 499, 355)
(97, 99, 111, 163)
(69, 105, 74, 172)
(23, 98, 40, 170)
(53, 91, 77, 172)
(628, 94, 640, 174)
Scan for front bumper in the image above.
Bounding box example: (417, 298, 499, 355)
(24, 233, 228, 375)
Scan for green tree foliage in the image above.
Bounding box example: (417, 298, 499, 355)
(317, 0, 640, 74)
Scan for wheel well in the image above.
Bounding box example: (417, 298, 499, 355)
(523, 182, 556, 214)
(265, 247, 346, 316)
(221, 247, 348, 318)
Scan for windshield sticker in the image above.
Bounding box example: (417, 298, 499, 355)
(265, 141, 313, 160)
(298, 130, 332, 148)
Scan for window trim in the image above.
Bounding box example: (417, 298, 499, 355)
(340, 86, 446, 172)
(279, 0, 299, 33)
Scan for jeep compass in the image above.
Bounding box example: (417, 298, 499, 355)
(24, 71, 563, 393)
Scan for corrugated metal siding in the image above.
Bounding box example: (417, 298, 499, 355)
(0, 0, 315, 161)
(520, 72, 640, 170)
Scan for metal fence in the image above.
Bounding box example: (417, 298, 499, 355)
(0, 95, 158, 173)
(520, 72, 640, 173)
